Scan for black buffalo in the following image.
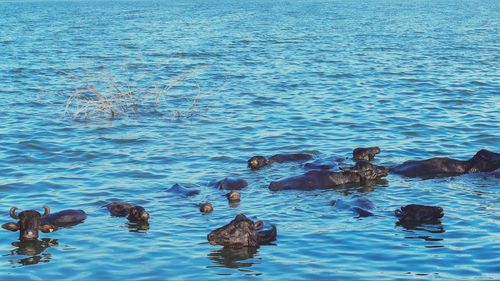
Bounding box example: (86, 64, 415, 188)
(210, 178, 248, 190)
(391, 149, 499, 178)
(269, 161, 389, 191)
(395, 204, 444, 225)
(208, 214, 277, 248)
(166, 183, 200, 197)
(353, 147, 381, 161)
(248, 153, 313, 170)
(2, 207, 86, 241)
(105, 202, 149, 223)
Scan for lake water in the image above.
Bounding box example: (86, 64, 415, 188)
(0, 0, 499, 280)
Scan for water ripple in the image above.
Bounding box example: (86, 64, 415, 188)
(1, 0, 499, 280)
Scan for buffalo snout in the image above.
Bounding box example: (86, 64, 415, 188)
(22, 231, 38, 241)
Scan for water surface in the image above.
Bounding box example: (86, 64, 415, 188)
(0, 0, 499, 280)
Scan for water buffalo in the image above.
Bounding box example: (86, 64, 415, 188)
(248, 153, 313, 170)
(208, 214, 277, 248)
(226, 191, 241, 203)
(2, 207, 58, 241)
(332, 196, 374, 217)
(200, 203, 213, 213)
(41, 209, 87, 228)
(105, 202, 149, 223)
(353, 147, 381, 161)
(269, 161, 389, 191)
(395, 204, 443, 225)
(165, 183, 200, 197)
(391, 149, 500, 178)
(210, 178, 248, 190)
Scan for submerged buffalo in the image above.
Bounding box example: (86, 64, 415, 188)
(105, 202, 149, 223)
(248, 153, 313, 170)
(303, 156, 346, 170)
(165, 183, 200, 197)
(41, 209, 87, 228)
(2, 206, 87, 241)
(332, 196, 375, 217)
(331, 198, 444, 225)
(353, 147, 381, 161)
(207, 214, 277, 248)
(395, 204, 443, 225)
(199, 202, 214, 213)
(210, 178, 248, 190)
(487, 169, 500, 178)
(226, 191, 241, 203)
(269, 161, 389, 191)
(391, 149, 500, 178)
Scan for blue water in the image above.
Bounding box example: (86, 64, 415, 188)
(1, 0, 499, 279)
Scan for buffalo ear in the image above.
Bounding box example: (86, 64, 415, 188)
(2, 222, 19, 232)
(40, 224, 58, 233)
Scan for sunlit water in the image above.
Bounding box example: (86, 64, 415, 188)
(1, 0, 499, 280)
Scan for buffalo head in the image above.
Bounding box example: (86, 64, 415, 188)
(207, 214, 276, 248)
(468, 149, 500, 173)
(247, 156, 268, 170)
(127, 206, 150, 223)
(2, 207, 57, 241)
(353, 147, 381, 161)
(395, 204, 444, 225)
(342, 161, 389, 181)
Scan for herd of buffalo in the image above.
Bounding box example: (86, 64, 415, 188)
(2, 147, 499, 250)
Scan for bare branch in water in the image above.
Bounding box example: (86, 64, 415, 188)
(63, 69, 208, 120)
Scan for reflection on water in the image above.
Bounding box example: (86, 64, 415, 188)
(334, 180, 388, 195)
(398, 222, 445, 233)
(6, 238, 58, 266)
(127, 222, 150, 233)
(398, 222, 445, 243)
(207, 247, 259, 269)
(228, 202, 240, 209)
